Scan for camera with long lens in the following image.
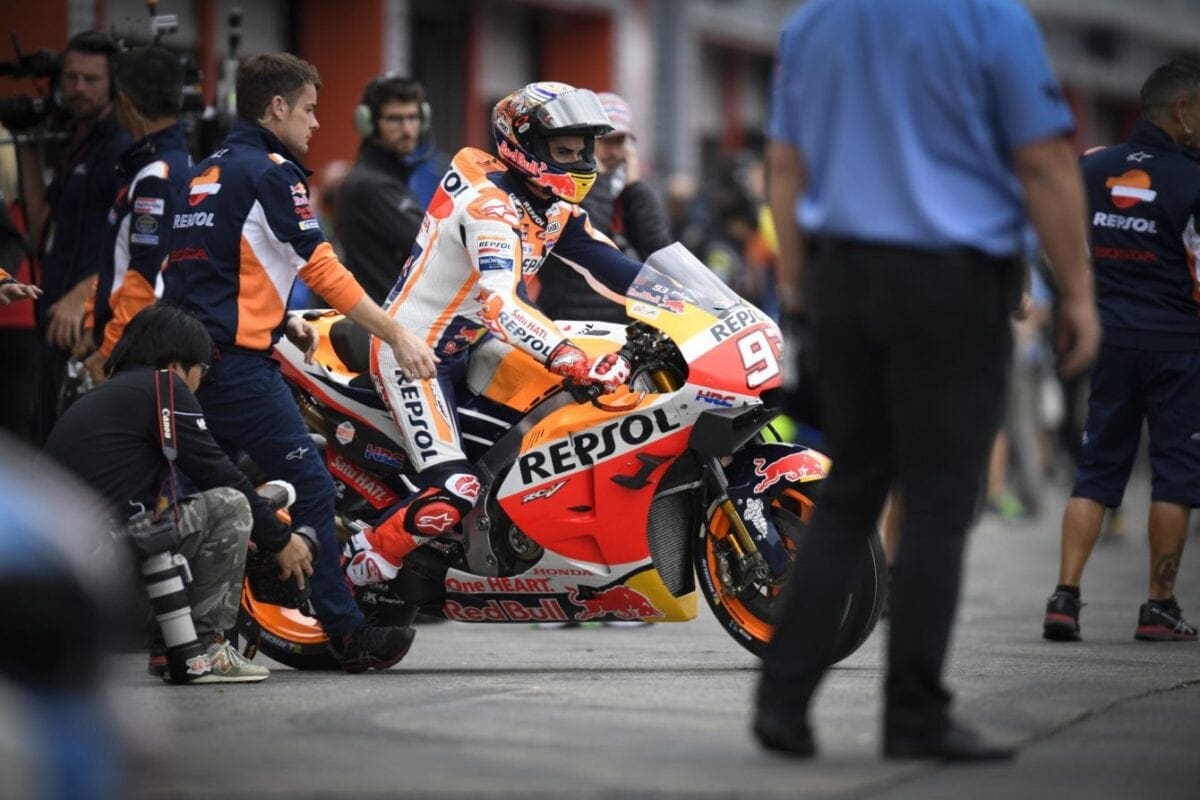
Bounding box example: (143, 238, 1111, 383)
(124, 510, 212, 684)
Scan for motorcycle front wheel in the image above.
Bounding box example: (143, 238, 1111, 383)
(695, 480, 887, 664)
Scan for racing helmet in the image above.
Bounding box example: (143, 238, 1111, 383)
(492, 82, 613, 203)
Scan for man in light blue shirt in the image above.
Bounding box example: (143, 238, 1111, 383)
(756, 0, 1100, 761)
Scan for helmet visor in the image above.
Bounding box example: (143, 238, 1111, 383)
(533, 90, 613, 135)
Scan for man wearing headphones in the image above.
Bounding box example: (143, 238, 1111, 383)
(336, 75, 444, 303)
(16, 31, 131, 442)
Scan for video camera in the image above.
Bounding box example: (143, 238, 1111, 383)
(0, 2, 206, 133)
(0, 37, 60, 131)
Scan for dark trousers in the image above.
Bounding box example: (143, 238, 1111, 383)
(197, 351, 364, 637)
(760, 238, 1014, 737)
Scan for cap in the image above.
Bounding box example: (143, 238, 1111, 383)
(597, 91, 635, 139)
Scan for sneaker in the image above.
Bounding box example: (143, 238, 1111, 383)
(1134, 599, 1198, 642)
(163, 639, 270, 684)
(329, 624, 415, 673)
(1043, 590, 1082, 641)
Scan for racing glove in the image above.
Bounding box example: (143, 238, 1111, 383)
(547, 341, 632, 393)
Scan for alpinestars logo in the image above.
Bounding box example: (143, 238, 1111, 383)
(415, 511, 457, 534)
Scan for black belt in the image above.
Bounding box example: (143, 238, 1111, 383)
(807, 235, 1018, 270)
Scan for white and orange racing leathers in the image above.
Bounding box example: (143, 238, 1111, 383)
(347, 146, 644, 584)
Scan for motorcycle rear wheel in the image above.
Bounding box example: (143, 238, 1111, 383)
(237, 580, 340, 670)
(696, 481, 887, 664)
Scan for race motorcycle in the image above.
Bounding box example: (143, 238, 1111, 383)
(238, 243, 887, 669)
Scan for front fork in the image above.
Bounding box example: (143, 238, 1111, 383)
(704, 455, 772, 602)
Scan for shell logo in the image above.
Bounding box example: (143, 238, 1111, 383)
(1105, 170, 1156, 210)
(189, 166, 222, 207)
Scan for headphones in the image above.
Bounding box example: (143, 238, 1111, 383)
(353, 73, 431, 139)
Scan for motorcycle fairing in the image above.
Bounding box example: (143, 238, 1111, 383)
(441, 561, 697, 623)
(497, 393, 692, 566)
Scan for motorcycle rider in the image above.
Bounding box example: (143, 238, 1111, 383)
(344, 82, 646, 586)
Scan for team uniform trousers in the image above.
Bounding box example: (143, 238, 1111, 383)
(1072, 343, 1200, 508)
(197, 351, 363, 636)
(761, 238, 1014, 737)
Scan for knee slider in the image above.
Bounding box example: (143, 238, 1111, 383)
(403, 466, 481, 538)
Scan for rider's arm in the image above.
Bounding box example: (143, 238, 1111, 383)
(475, 241, 568, 363)
(468, 206, 633, 390)
(547, 208, 642, 302)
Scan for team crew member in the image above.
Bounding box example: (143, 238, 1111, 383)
(337, 75, 443, 304)
(166, 53, 437, 672)
(343, 82, 644, 586)
(1043, 60, 1200, 643)
(16, 31, 131, 441)
(82, 46, 192, 385)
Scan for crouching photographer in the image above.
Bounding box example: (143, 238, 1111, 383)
(44, 304, 315, 684)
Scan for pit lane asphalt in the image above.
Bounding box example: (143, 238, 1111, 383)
(3, 467, 1196, 799)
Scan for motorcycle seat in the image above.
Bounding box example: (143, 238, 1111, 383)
(330, 317, 371, 374)
(345, 373, 386, 409)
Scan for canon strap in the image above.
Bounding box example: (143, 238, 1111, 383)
(154, 368, 182, 522)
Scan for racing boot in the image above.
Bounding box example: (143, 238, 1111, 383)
(343, 531, 402, 587)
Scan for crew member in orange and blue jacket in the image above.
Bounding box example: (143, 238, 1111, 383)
(164, 53, 438, 673)
(81, 46, 191, 385)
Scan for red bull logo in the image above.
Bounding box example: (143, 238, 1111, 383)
(541, 171, 586, 201)
(752, 452, 826, 493)
(567, 585, 663, 621)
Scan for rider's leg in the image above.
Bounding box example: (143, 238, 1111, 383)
(348, 338, 477, 585)
(345, 462, 481, 585)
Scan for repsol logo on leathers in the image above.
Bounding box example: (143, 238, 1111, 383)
(518, 408, 680, 484)
(399, 384, 438, 461)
